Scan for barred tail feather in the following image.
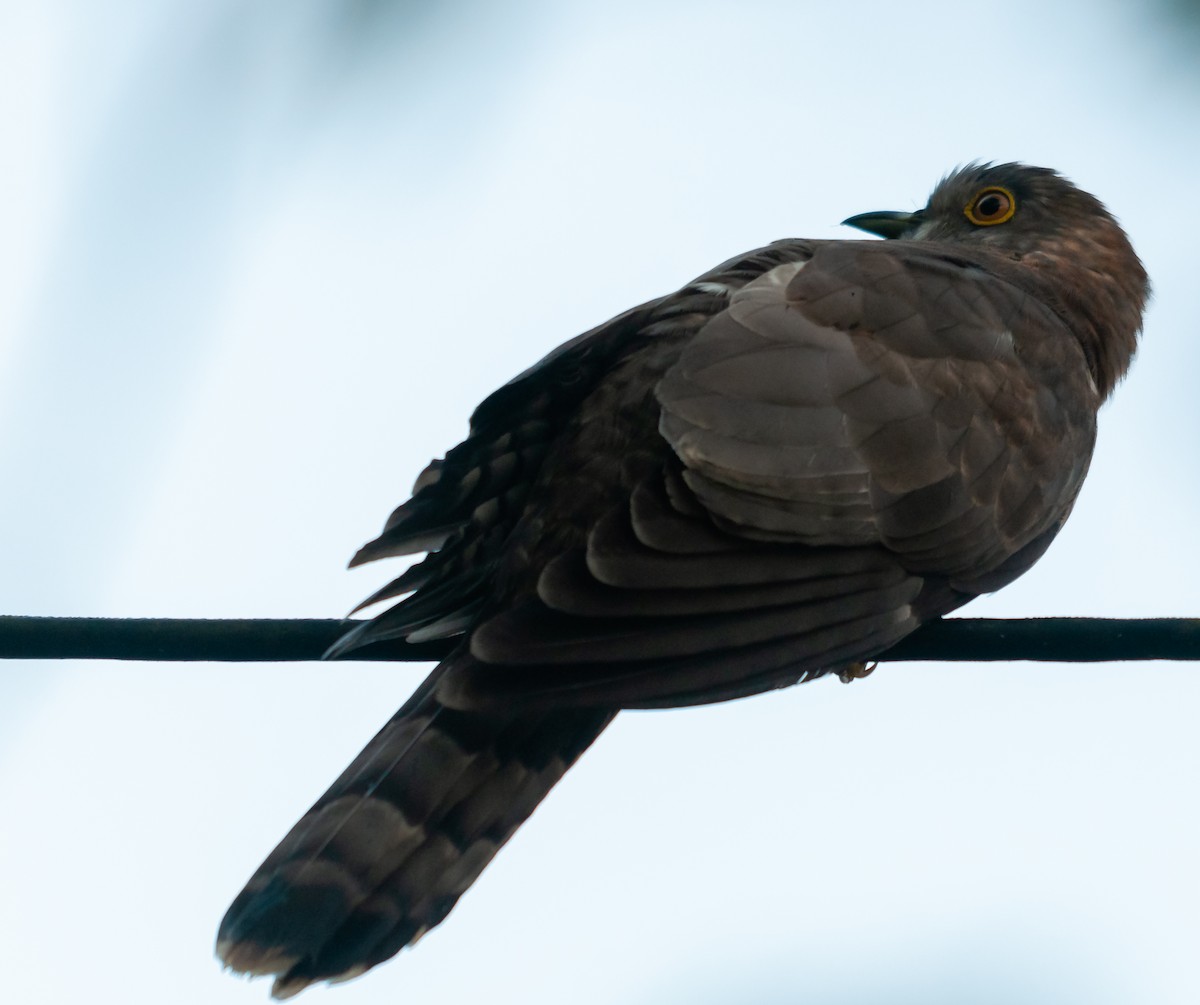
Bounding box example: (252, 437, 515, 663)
(216, 661, 614, 998)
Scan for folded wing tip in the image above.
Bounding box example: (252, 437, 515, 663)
(321, 626, 365, 660)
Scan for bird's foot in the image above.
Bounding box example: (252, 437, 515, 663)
(837, 661, 878, 683)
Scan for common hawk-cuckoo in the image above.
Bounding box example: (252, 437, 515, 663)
(218, 163, 1149, 997)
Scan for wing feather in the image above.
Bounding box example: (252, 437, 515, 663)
(336, 238, 1099, 711)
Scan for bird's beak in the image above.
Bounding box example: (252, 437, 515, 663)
(841, 210, 921, 240)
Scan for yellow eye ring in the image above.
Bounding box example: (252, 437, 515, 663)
(964, 185, 1017, 226)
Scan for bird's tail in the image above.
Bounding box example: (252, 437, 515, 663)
(216, 660, 614, 999)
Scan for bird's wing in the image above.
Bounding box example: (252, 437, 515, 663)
(446, 241, 1099, 708)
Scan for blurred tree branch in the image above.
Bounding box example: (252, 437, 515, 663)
(1, 615, 1198, 664)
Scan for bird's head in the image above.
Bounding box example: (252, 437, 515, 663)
(844, 162, 1150, 398)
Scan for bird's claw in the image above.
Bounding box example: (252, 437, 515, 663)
(837, 661, 878, 683)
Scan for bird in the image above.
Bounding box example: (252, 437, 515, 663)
(217, 163, 1149, 998)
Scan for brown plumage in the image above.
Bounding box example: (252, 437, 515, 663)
(217, 163, 1149, 997)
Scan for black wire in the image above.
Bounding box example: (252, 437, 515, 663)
(1, 615, 1198, 663)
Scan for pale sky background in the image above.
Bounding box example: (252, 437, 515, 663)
(1, 2, 1199, 1003)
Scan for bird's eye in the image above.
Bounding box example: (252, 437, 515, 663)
(964, 186, 1016, 226)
